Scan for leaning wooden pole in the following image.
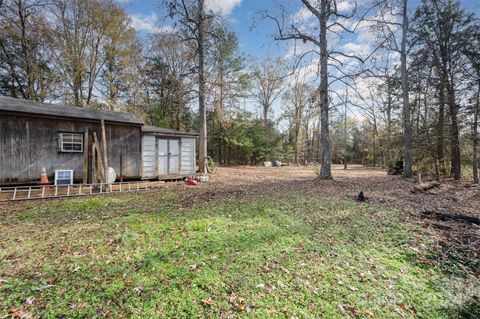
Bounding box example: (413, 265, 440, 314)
(83, 130, 89, 184)
(101, 119, 110, 190)
(92, 132, 105, 183)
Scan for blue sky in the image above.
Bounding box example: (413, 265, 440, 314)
(119, 0, 479, 61)
(117, 0, 479, 123)
(118, 0, 291, 59)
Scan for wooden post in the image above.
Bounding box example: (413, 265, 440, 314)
(83, 130, 89, 184)
(101, 119, 109, 189)
(89, 142, 97, 184)
(93, 132, 104, 183)
(120, 150, 123, 182)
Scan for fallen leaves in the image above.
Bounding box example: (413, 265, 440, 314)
(133, 285, 144, 294)
(9, 307, 33, 319)
(338, 304, 357, 316)
(202, 297, 214, 306)
(227, 292, 237, 304)
(226, 292, 254, 313)
(397, 303, 415, 314)
(338, 304, 376, 318)
(262, 265, 271, 273)
(23, 297, 35, 306)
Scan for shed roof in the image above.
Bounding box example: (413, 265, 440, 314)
(142, 125, 198, 137)
(0, 96, 143, 125)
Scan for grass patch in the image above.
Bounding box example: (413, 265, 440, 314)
(0, 191, 478, 318)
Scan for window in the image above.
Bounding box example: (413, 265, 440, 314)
(59, 133, 83, 152)
(54, 170, 73, 185)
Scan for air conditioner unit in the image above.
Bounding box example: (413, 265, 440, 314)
(55, 170, 73, 185)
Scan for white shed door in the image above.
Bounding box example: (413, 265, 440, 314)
(168, 139, 180, 175)
(157, 139, 168, 176)
(181, 137, 195, 175)
(142, 136, 156, 178)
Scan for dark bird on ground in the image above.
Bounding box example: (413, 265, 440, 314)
(357, 191, 366, 202)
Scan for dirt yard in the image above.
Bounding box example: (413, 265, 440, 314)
(182, 165, 480, 254)
(1, 165, 479, 318)
(2, 164, 480, 252)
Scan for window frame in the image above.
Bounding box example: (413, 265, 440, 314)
(59, 132, 84, 153)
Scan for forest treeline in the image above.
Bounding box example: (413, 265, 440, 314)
(1, 0, 479, 182)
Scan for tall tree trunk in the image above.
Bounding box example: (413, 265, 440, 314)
(198, 0, 207, 174)
(73, 67, 82, 107)
(315, 120, 321, 161)
(372, 110, 378, 167)
(386, 91, 392, 166)
(294, 126, 300, 166)
(344, 102, 347, 170)
(17, 0, 34, 100)
(319, 0, 331, 179)
(401, 0, 413, 178)
(303, 121, 309, 165)
(263, 103, 268, 126)
(447, 84, 461, 180)
(437, 80, 446, 175)
(473, 80, 479, 183)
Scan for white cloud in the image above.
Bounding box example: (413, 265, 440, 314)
(343, 42, 371, 56)
(130, 13, 174, 34)
(130, 13, 158, 32)
(206, 0, 242, 16)
(292, 6, 313, 23)
(336, 0, 353, 12)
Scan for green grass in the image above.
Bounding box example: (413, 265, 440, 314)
(0, 190, 478, 318)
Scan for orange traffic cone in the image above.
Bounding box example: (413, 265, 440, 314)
(40, 167, 49, 185)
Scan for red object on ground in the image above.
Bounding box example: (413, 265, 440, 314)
(187, 178, 198, 186)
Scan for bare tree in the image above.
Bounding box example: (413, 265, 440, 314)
(368, 0, 413, 177)
(400, 0, 413, 178)
(251, 59, 285, 126)
(262, 0, 370, 179)
(282, 73, 313, 165)
(352, 83, 381, 167)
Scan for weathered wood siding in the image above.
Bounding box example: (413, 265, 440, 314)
(0, 114, 141, 184)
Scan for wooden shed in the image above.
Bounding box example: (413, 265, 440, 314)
(0, 96, 143, 185)
(141, 126, 198, 180)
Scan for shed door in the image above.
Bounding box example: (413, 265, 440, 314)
(142, 136, 156, 178)
(181, 137, 195, 175)
(157, 139, 168, 176)
(168, 139, 180, 175)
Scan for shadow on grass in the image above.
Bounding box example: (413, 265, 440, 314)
(445, 296, 480, 319)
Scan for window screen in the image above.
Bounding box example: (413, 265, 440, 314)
(60, 133, 83, 152)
